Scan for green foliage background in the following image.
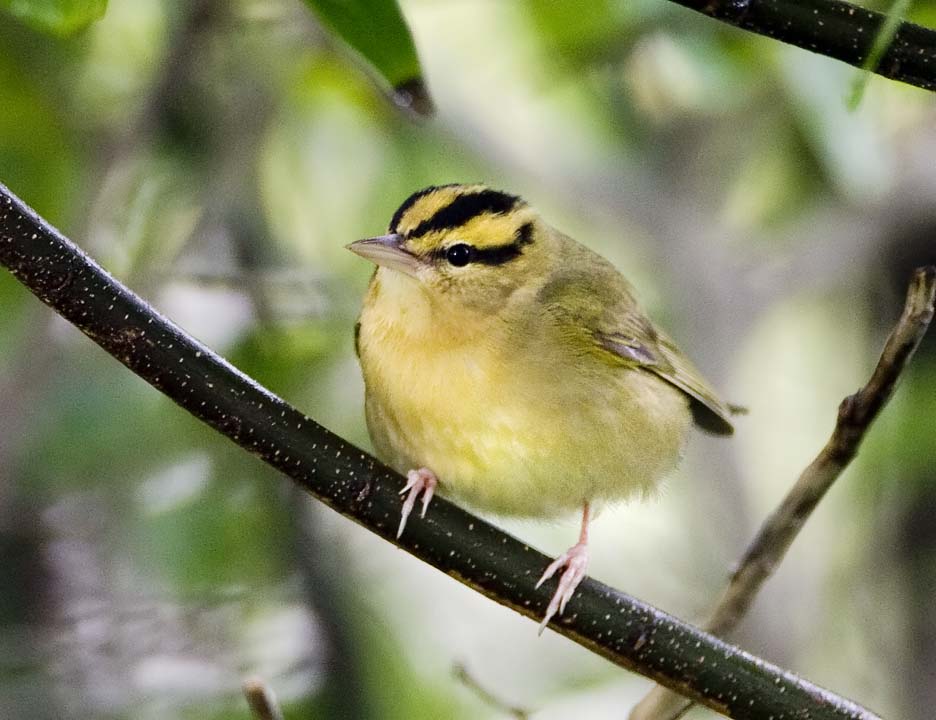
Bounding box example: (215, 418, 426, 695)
(0, 0, 934, 718)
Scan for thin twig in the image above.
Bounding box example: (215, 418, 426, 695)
(0, 182, 885, 719)
(630, 266, 936, 720)
(243, 676, 285, 720)
(453, 661, 533, 719)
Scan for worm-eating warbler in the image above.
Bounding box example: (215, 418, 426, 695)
(349, 184, 733, 630)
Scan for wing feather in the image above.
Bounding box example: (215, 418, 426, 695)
(538, 235, 734, 435)
(595, 327, 733, 435)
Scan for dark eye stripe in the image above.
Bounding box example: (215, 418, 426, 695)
(408, 190, 520, 238)
(432, 222, 535, 267)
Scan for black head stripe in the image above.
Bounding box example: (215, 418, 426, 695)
(389, 185, 456, 233)
(515, 221, 534, 246)
(409, 189, 520, 238)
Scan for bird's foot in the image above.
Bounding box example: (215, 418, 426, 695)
(397, 467, 437, 538)
(535, 541, 589, 634)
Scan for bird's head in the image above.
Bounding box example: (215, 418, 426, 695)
(348, 184, 552, 315)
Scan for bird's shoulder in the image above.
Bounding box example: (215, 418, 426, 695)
(534, 233, 651, 351)
(534, 232, 733, 435)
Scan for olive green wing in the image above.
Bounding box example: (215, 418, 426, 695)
(596, 322, 734, 436)
(539, 233, 734, 435)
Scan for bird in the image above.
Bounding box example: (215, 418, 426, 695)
(348, 184, 733, 631)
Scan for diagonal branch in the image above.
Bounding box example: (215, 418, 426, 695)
(631, 265, 936, 720)
(0, 181, 886, 720)
(666, 0, 936, 93)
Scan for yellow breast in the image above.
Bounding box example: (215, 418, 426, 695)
(357, 268, 692, 518)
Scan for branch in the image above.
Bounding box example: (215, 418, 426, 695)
(667, 0, 936, 93)
(631, 265, 936, 720)
(243, 677, 285, 720)
(0, 182, 883, 720)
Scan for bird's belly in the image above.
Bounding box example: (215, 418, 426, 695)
(362, 341, 692, 518)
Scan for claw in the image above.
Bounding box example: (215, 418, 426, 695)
(536, 502, 591, 634)
(397, 467, 438, 538)
(420, 480, 435, 518)
(536, 541, 589, 634)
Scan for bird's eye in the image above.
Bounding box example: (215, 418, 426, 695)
(445, 243, 474, 267)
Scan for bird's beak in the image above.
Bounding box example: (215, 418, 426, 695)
(346, 234, 420, 277)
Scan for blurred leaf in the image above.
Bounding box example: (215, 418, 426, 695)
(848, 0, 914, 109)
(0, 56, 76, 223)
(300, 0, 431, 114)
(625, 32, 753, 121)
(0, 0, 107, 36)
(779, 49, 894, 202)
(912, 2, 936, 27)
(260, 61, 400, 273)
(86, 155, 201, 282)
(524, 0, 660, 63)
(27, 360, 186, 492)
(230, 323, 342, 396)
(139, 455, 292, 594)
(721, 119, 821, 230)
(0, 275, 32, 360)
(870, 363, 936, 486)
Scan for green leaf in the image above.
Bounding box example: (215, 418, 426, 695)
(301, 0, 432, 115)
(847, 0, 914, 109)
(0, 0, 107, 36)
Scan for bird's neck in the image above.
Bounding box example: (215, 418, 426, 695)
(366, 268, 501, 346)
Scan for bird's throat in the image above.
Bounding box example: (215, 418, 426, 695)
(369, 267, 493, 345)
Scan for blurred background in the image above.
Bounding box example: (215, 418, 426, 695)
(1, 0, 935, 718)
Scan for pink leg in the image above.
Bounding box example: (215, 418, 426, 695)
(535, 502, 590, 634)
(397, 467, 438, 538)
